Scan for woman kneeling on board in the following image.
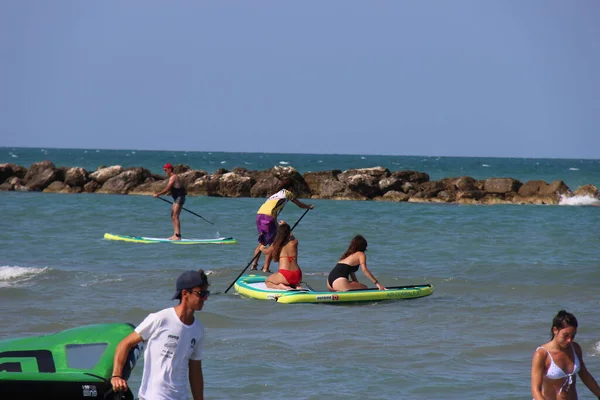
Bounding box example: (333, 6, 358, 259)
(327, 235, 386, 292)
(258, 220, 302, 290)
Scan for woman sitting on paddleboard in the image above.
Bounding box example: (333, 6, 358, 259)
(258, 220, 302, 290)
(327, 235, 386, 292)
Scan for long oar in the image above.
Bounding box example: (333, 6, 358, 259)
(157, 196, 215, 226)
(224, 208, 310, 294)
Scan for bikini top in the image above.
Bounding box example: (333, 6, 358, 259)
(537, 344, 580, 393)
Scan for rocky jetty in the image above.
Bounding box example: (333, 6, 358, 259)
(1, 161, 598, 205)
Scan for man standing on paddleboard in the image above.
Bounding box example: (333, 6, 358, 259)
(154, 163, 186, 240)
(252, 177, 313, 273)
(111, 269, 209, 400)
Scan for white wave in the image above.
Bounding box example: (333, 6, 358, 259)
(244, 162, 251, 165)
(318, 160, 323, 163)
(80, 276, 124, 287)
(279, 161, 289, 165)
(482, 164, 490, 167)
(360, 156, 366, 159)
(11, 153, 17, 158)
(84, 150, 88, 153)
(220, 160, 227, 164)
(593, 341, 600, 356)
(0, 266, 49, 287)
(96, 150, 100, 152)
(559, 195, 600, 206)
(569, 167, 579, 171)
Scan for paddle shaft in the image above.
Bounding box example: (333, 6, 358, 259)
(157, 196, 214, 225)
(224, 208, 310, 293)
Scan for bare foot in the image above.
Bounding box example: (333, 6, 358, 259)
(250, 263, 258, 271)
(168, 235, 181, 241)
(261, 267, 271, 273)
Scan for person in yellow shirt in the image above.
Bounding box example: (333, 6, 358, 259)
(251, 178, 313, 273)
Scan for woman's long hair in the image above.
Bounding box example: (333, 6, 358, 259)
(272, 178, 293, 194)
(271, 222, 292, 261)
(550, 310, 578, 339)
(340, 235, 368, 260)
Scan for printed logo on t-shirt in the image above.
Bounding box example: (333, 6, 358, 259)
(190, 338, 196, 348)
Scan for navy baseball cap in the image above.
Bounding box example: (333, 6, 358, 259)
(172, 270, 209, 300)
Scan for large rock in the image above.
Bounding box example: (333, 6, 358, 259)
(345, 173, 381, 198)
(417, 181, 445, 197)
(97, 167, 152, 194)
(538, 180, 570, 197)
(318, 179, 347, 199)
(338, 167, 390, 183)
(573, 184, 599, 199)
(518, 180, 546, 197)
(216, 172, 254, 197)
(0, 163, 27, 184)
(484, 178, 522, 194)
(90, 166, 124, 184)
(378, 176, 404, 194)
(64, 167, 88, 187)
(23, 161, 61, 191)
(391, 170, 429, 184)
(84, 180, 101, 193)
(303, 170, 341, 196)
(377, 190, 410, 202)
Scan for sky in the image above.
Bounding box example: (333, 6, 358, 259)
(1, 1, 599, 159)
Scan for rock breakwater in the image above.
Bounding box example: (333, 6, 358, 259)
(1, 161, 598, 205)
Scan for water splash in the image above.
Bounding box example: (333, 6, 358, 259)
(0, 266, 50, 288)
(559, 195, 600, 206)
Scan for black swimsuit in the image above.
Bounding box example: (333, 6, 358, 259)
(171, 186, 186, 205)
(327, 263, 359, 287)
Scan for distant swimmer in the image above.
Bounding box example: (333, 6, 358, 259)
(154, 163, 187, 240)
(531, 310, 600, 400)
(258, 220, 302, 290)
(327, 235, 387, 292)
(252, 178, 313, 273)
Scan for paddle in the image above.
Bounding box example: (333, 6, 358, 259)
(223, 208, 311, 294)
(157, 196, 215, 226)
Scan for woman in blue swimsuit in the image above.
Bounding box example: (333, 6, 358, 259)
(326, 235, 386, 292)
(531, 310, 600, 400)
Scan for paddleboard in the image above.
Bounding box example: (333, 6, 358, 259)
(103, 233, 237, 245)
(234, 275, 433, 304)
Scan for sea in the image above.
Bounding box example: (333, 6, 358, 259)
(1, 147, 599, 400)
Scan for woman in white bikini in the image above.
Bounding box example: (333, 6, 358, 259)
(531, 310, 600, 400)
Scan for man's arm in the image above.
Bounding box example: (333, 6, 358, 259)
(291, 198, 313, 209)
(189, 359, 204, 400)
(154, 175, 176, 197)
(111, 331, 144, 393)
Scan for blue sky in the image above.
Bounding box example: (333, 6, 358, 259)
(1, 1, 599, 158)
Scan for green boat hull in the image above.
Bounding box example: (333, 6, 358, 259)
(0, 323, 142, 399)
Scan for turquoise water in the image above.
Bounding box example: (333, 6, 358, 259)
(1, 148, 600, 399)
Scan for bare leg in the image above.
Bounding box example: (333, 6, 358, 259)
(169, 204, 182, 240)
(331, 278, 368, 292)
(251, 244, 261, 270)
(262, 254, 272, 273)
(265, 272, 292, 290)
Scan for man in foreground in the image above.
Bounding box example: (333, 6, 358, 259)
(111, 270, 210, 400)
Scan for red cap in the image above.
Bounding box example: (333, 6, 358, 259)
(163, 163, 173, 170)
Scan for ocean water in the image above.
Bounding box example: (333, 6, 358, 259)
(1, 148, 600, 399)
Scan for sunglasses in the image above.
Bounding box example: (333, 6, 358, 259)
(188, 290, 210, 299)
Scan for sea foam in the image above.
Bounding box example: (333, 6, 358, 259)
(559, 195, 600, 206)
(0, 266, 49, 287)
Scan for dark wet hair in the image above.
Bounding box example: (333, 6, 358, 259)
(550, 310, 578, 339)
(340, 235, 368, 260)
(271, 221, 292, 261)
(273, 177, 294, 193)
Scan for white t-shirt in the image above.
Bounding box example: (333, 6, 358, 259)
(135, 307, 205, 400)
